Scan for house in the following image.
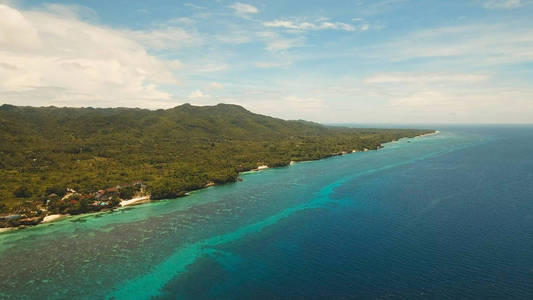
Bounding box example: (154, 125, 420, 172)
(95, 190, 105, 200)
(0, 215, 22, 221)
(105, 187, 118, 193)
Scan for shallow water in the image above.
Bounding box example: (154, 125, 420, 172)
(1, 126, 533, 299)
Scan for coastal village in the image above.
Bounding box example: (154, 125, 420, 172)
(0, 139, 426, 231)
(0, 165, 274, 230)
(0, 181, 147, 229)
(0, 157, 337, 229)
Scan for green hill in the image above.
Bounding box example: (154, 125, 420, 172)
(0, 103, 432, 223)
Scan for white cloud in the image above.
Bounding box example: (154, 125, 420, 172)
(483, 0, 523, 9)
(195, 63, 228, 72)
(209, 82, 224, 89)
(230, 3, 258, 16)
(0, 4, 182, 108)
(364, 73, 490, 84)
(189, 89, 209, 98)
(265, 37, 304, 51)
(252, 30, 305, 52)
(0, 4, 40, 51)
(352, 0, 410, 16)
(215, 32, 251, 44)
(255, 61, 292, 68)
(184, 3, 207, 10)
(384, 87, 533, 123)
(169, 17, 196, 25)
(283, 96, 326, 109)
(39, 3, 98, 20)
(320, 21, 355, 31)
(243, 94, 328, 121)
(353, 70, 533, 123)
(125, 27, 201, 50)
(264, 20, 314, 30)
(359, 24, 533, 66)
(263, 19, 355, 32)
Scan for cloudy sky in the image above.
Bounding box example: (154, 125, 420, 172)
(1, 0, 532, 123)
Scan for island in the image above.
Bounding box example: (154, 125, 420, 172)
(0, 103, 434, 229)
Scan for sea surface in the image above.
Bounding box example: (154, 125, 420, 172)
(1, 126, 533, 299)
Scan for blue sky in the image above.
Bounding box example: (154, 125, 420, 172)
(1, 0, 532, 123)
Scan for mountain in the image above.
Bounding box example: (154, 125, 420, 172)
(0, 103, 431, 221)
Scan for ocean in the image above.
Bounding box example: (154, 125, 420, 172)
(1, 126, 533, 299)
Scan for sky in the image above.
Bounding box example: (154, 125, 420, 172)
(0, 0, 532, 123)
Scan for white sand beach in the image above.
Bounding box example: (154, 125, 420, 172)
(417, 130, 440, 138)
(42, 214, 67, 223)
(120, 196, 151, 207)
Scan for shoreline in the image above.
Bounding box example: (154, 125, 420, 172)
(382, 130, 439, 146)
(416, 130, 440, 138)
(119, 196, 151, 207)
(42, 214, 68, 223)
(0, 130, 436, 233)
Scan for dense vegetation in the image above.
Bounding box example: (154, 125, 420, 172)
(0, 103, 432, 226)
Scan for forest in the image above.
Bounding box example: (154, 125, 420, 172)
(0, 103, 432, 226)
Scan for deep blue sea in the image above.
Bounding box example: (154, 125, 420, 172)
(1, 126, 533, 299)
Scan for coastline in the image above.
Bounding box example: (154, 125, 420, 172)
(42, 214, 68, 223)
(381, 130, 440, 146)
(120, 196, 151, 207)
(416, 130, 440, 138)
(0, 130, 437, 233)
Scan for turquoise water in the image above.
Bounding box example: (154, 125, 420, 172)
(1, 126, 533, 299)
